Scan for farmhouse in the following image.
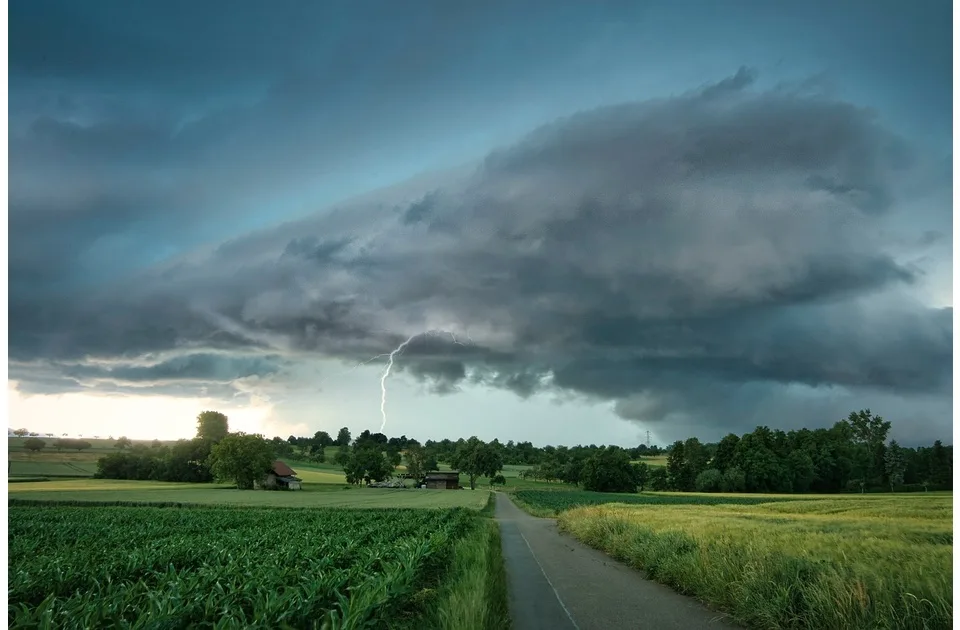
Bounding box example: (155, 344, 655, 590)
(423, 471, 461, 489)
(260, 460, 302, 490)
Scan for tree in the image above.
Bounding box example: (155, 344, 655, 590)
(342, 445, 393, 484)
(196, 411, 229, 443)
(581, 446, 636, 493)
(23, 437, 46, 453)
(884, 440, 906, 492)
(336, 427, 352, 446)
(387, 449, 402, 469)
(721, 466, 746, 492)
(314, 431, 334, 448)
(490, 474, 506, 488)
(151, 439, 162, 448)
(666, 440, 686, 490)
(846, 409, 891, 490)
(633, 462, 650, 492)
(450, 437, 503, 490)
(786, 450, 816, 493)
(404, 444, 428, 481)
(712, 434, 740, 473)
(311, 446, 327, 464)
(928, 440, 952, 489)
(74, 440, 92, 452)
(115, 436, 133, 450)
(209, 433, 275, 489)
(695, 468, 723, 492)
(14, 428, 29, 437)
(648, 467, 669, 491)
(334, 444, 351, 466)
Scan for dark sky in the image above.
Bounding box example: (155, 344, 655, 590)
(8, 0, 954, 445)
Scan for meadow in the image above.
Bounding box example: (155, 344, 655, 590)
(556, 494, 953, 630)
(8, 503, 508, 629)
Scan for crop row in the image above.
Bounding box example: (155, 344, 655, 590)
(9, 505, 476, 629)
(514, 490, 801, 512)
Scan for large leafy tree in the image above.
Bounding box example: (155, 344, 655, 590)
(196, 411, 229, 443)
(665, 441, 686, 490)
(845, 409, 891, 489)
(313, 431, 334, 449)
(114, 436, 133, 450)
(450, 437, 503, 490)
(336, 427, 352, 446)
(404, 444, 428, 481)
(648, 467, 669, 491)
(23, 437, 45, 453)
(342, 445, 393, 484)
(581, 446, 636, 493)
(884, 440, 906, 492)
(209, 433, 275, 489)
(711, 434, 740, 473)
(633, 461, 650, 492)
(928, 440, 952, 489)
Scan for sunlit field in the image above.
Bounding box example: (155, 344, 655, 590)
(558, 495, 952, 629)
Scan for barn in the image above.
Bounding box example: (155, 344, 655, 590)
(423, 471, 461, 489)
(260, 460, 303, 490)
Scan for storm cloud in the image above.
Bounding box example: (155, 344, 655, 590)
(9, 2, 952, 444)
(10, 68, 952, 439)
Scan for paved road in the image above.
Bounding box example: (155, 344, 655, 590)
(495, 492, 740, 630)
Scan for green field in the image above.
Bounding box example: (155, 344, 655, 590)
(7, 438, 556, 492)
(9, 504, 508, 629)
(513, 489, 804, 516)
(557, 494, 952, 629)
(8, 478, 492, 509)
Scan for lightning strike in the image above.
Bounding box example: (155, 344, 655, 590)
(375, 330, 468, 433)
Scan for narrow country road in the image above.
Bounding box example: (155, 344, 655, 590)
(494, 492, 740, 630)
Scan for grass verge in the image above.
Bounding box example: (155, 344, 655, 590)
(430, 518, 511, 630)
(558, 497, 952, 630)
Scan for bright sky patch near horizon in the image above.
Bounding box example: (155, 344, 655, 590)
(5, 0, 955, 447)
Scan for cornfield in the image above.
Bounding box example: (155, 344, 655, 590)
(9, 505, 476, 629)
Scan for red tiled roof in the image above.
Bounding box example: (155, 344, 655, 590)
(272, 460, 296, 476)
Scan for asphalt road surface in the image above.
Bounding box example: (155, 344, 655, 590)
(495, 492, 741, 630)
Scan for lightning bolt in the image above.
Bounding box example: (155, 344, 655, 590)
(374, 330, 469, 433)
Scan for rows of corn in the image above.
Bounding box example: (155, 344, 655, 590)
(9, 505, 476, 629)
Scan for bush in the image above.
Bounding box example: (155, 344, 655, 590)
(694, 468, 723, 492)
(720, 467, 746, 493)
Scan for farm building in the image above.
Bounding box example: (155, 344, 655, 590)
(260, 460, 302, 490)
(423, 471, 461, 489)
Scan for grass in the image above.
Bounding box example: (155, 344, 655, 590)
(513, 489, 807, 516)
(8, 478, 492, 509)
(557, 495, 952, 630)
(8, 459, 98, 477)
(430, 496, 511, 630)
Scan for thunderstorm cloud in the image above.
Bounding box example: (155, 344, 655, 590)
(9, 1, 952, 444)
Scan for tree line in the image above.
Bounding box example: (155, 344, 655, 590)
(90, 408, 952, 494)
(517, 410, 952, 494)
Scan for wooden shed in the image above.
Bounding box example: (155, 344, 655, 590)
(261, 460, 302, 490)
(423, 471, 461, 489)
